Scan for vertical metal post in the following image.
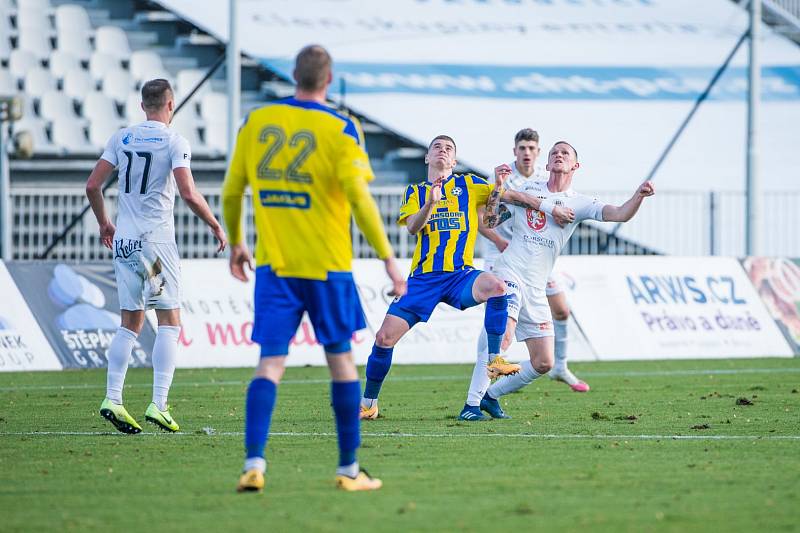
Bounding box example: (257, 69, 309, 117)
(0, 119, 10, 261)
(226, 0, 241, 165)
(746, 0, 761, 255)
(709, 191, 717, 255)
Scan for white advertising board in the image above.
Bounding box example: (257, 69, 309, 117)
(170, 259, 592, 368)
(0, 261, 63, 371)
(556, 256, 794, 359)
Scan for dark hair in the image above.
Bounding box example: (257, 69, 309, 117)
(514, 128, 539, 145)
(294, 45, 332, 91)
(141, 79, 173, 111)
(551, 140, 578, 161)
(428, 134, 456, 153)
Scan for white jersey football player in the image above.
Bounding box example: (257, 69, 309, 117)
(86, 79, 227, 434)
(462, 129, 586, 421)
(463, 141, 654, 420)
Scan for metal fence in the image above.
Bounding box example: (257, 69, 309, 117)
(7, 185, 800, 260)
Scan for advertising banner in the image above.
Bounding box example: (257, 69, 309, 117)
(558, 256, 793, 359)
(5, 262, 156, 369)
(741, 257, 800, 355)
(0, 261, 62, 371)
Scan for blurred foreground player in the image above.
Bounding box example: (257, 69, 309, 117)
(222, 45, 406, 493)
(86, 79, 227, 434)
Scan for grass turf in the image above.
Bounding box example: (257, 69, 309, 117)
(1, 357, 799, 532)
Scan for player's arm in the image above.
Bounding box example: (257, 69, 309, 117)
(602, 180, 655, 222)
(85, 159, 116, 250)
(338, 131, 407, 296)
(171, 135, 226, 253)
(477, 206, 510, 250)
(404, 180, 442, 235)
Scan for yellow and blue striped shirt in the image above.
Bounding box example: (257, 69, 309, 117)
(398, 174, 492, 276)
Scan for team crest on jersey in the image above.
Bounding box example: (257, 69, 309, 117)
(122, 132, 133, 145)
(526, 208, 547, 232)
(451, 187, 463, 196)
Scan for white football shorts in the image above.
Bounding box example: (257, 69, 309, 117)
(112, 239, 181, 311)
(495, 268, 553, 340)
(487, 259, 563, 298)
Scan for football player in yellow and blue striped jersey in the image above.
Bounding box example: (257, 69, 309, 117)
(222, 45, 406, 493)
(360, 135, 552, 421)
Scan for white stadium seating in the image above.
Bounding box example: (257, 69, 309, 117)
(48, 50, 81, 80)
(89, 51, 121, 81)
(51, 118, 95, 155)
(57, 29, 92, 62)
(54, 4, 91, 36)
(94, 26, 132, 61)
(125, 90, 145, 122)
(81, 91, 119, 124)
(88, 114, 121, 149)
(129, 50, 167, 84)
(0, 67, 15, 96)
(39, 89, 82, 124)
(23, 66, 55, 98)
(101, 68, 132, 104)
(14, 117, 60, 155)
(9, 49, 39, 81)
(18, 30, 53, 62)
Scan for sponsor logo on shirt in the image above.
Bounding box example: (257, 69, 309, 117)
(526, 208, 547, 232)
(523, 233, 555, 249)
(259, 190, 311, 209)
(114, 239, 143, 259)
(451, 186, 463, 196)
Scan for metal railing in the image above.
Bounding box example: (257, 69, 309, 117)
(7, 185, 800, 260)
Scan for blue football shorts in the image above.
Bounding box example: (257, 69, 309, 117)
(386, 268, 483, 327)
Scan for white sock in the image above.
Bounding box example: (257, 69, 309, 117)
(336, 462, 360, 478)
(466, 328, 491, 406)
(487, 359, 541, 399)
(360, 397, 377, 409)
(552, 319, 569, 374)
(244, 456, 266, 473)
(106, 327, 137, 404)
(152, 325, 180, 411)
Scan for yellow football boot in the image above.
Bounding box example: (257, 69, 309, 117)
(236, 469, 265, 493)
(359, 402, 379, 420)
(336, 469, 382, 491)
(486, 356, 521, 379)
(99, 398, 142, 434)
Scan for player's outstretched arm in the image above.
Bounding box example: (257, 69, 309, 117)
(405, 179, 442, 235)
(174, 167, 227, 253)
(85, 159, 116, 250)
(602, 180, 655, 222)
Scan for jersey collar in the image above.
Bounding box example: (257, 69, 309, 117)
(140, 120, 169, 129)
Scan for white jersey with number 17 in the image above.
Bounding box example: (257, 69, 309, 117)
(494, 180, 606, 298)
(100, 120, 191, 243)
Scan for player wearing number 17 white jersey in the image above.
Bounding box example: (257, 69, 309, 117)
(474, 141, 655, 418)
(86, 79, 227, 435)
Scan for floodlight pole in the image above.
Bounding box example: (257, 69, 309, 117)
(745, 0, 761, 255)
(226, 0, 241, 166)
(0, 116, 10, 261)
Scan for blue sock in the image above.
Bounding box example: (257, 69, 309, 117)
(485, 295, 508, 354)
(244, 377, 277, 459)
(364, 345, 393, 399)
(331, 380, 361, 467)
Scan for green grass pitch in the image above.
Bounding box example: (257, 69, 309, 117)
(1, 358, 799, 532)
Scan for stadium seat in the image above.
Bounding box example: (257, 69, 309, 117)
(101, 68, 132, 104)
(94, 26, 131, 61)
(129, 50, 167, 83)
(39, 89, 82, 124)
(0, 34, 13, 61)
(89, 51, 121, 81)
(171, 110, 211, 157)
(49, 50, 81, 80)
(88, 114, 121, 149)
(9, 49, 39, 82)
(199, 91, 227, 124)
(0, 67, 15, 96)
(176, 68, 209, 101)
(204, 118, 228, 154)
(58, 30, 92, 62)
(17, 0, 53, 11)
(124, 90, 145, 123)
(18, 30, 53, 62)
(63, 67, 95, 100)
(81, 91, 119, 123)
(54, 4, 91, 36)
(15, 7, 52, 32)
(23, 67, 56, 98)
(51, 118, 96, 155)
(14, 117, 60, 155)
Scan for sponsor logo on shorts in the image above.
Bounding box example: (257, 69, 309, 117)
(526, 208, 546, 232)
(114, 239, 143, 259)
(505, 280, 519, 290)
(538, 322, 553, 331)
